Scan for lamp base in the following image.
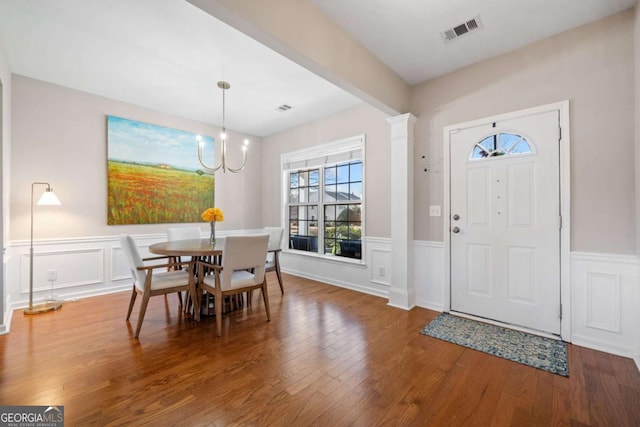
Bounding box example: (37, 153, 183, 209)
(24, 300, 63, 315)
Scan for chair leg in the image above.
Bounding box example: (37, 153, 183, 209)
(246, 290, 253, 305)
(177, 291, 183, 308)
(126, 286, 137, 320)
(184, 290, 193, 317)
(261, 278, 271, 322)
(275, 262, 284, 295)
(215, 289, 223, 337)
(134, 293, 151, 339)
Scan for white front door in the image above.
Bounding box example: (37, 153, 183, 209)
(449, 110, 561, 335)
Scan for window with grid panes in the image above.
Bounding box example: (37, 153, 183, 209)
(323, 161, 362, 259)
(284, 136, 364, 261)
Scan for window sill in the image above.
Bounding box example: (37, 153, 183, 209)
(283, 248, 366, 267)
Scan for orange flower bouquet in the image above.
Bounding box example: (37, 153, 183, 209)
(201, 207, 224, 222)
(201, 207, 224, 244)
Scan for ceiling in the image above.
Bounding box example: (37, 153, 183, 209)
(311, 0, 636, 85)
(0, 0, 635, 137)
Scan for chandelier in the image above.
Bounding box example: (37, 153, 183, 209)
(197, 81, 249, 173)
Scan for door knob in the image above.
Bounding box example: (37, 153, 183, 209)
(452, 226, 460, 234)
(452, 214, 460, 220)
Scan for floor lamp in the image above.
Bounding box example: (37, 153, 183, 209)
(24, 182, 62, 315)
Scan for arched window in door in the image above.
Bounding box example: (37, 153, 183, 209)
(470, 133, 533, 159)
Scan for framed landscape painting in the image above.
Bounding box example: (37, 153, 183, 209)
(107, 115, 215, 225)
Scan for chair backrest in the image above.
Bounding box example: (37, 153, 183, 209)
(220, 234, 269, 291)
(264, 227, 284, 251)
(119, 234, 146, 291)
(167, 227, 201, 241)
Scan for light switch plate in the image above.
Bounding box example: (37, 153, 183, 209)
(429, 205, 441, 217)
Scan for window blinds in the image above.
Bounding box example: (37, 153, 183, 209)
(281, 135, 364, 171)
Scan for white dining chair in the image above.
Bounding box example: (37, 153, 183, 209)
(166, 227, 201, 306)
(196, 234, 270, 336)
(120, 234, 196, 338)
(264, 226, 284, 294)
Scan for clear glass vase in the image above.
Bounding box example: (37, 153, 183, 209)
(209, 221, 216, 245)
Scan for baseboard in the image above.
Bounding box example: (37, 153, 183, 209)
(415, 298, 444, 313)
(571, 334, 640, 359)
(281, 267, 388, 300)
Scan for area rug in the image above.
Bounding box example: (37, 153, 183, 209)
(420, 313, 569, 377)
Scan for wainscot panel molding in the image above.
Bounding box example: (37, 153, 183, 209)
(2, 229, 262, 333)
(413, 240, 445, 312)
(5, 234, 639, 366)
(411, 242, 640, 364)
(570, 252, 640, 359)
(280, 236, 391, 299)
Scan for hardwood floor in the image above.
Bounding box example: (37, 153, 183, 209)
(1, 273, 639, 426)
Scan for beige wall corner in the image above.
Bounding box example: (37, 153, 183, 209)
(187, 0, 411, 116)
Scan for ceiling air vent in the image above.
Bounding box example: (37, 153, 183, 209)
(441, 15, 482, 42)
(276, 104, 292, 112)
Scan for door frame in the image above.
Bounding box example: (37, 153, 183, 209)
(442, 100, 571, 341)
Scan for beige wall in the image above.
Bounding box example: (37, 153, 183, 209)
(0, 40, 11, 323)
(10, 75, 263, 241)
(635, 2, 640, 256)
(261, 102, 391, 238)
(0, 42, 10, 248)
(411, 10, 636, 254)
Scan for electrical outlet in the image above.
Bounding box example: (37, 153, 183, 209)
(429, 205, 441, 217)
(47, 269, 58, 281)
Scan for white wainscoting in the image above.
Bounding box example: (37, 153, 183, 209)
(413, 240, 445, 312)
(4, 234, 639, 365)
(2, 233, 394, 332)
(570, 252, 640, 359)
(412, 240, 640, 362)
(4, 234, 169, 318)
(280, 236, 392, 298)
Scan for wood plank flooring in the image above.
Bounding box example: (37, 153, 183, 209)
(1, 273, 639, 426)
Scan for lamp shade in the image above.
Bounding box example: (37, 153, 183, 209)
(37, 190, 61, 206)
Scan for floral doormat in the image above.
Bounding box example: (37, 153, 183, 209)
(420, 313, 569, 377)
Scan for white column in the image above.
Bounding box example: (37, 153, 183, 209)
(386, 113, 416, 310)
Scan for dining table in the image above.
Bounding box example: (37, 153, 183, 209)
(148, 238, 225, 319)
(148, 238, 223, 258)
(148, 237, 278, 320)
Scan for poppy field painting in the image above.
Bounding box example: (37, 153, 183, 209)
(107, 115, 215, 225)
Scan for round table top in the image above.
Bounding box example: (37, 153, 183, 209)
(148, 238, 223, 257)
